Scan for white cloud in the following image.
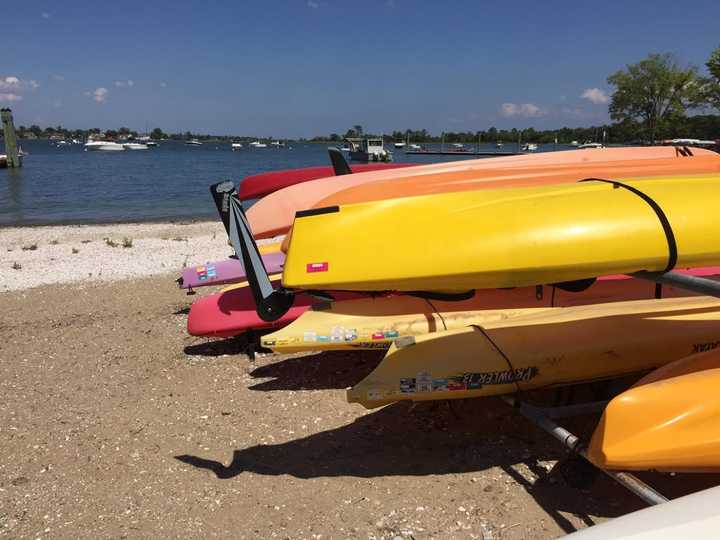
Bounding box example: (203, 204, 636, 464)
(114, 79, 134, 87)
(41, 12, 50, 19)
(581, 88, 610, 105)
(0, 76, 39, 91)
(0, 93, 23, 102)
(500, 103, 545, 118)
(92, 87, 108, 103)
(307, 0, 319, 7)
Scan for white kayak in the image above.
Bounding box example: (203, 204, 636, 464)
(563, 485, 720, 539)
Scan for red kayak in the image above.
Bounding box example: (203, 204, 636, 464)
(238, 163, 416, 201)
(187, 282, 368, 338)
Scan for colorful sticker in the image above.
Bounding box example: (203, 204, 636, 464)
(306, 262, 329, 273)
(416, 371, 433, 393)
(303, 331, 317, 342)
(316, 335, 330, 343)
(344, 329, 358, 341)
(349, 342, 391, 349)
(371, 332, 385, 340)
(384, 330, 399, 339)
(206, 265, 217, 278)
(263, 339, 276, 347)
(464, 367, 538, 389)
(400, 378, 416, 393)
(432, 378, 449, 392)
(447, 378, 467, 391)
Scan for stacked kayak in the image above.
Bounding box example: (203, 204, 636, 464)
(281, 175, 720, 292)
(247, 146, 719, 238)
(183, 145, 720, 502)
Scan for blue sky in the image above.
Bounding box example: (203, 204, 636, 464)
(2, 1, 718, 137)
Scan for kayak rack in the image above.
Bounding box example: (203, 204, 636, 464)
(502, 395, 669, 507)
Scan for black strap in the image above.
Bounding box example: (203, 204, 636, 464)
(579, 178, 678, 272)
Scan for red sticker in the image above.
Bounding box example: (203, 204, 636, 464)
(306, 262, 329, 273)
(371, 332, 385, 340)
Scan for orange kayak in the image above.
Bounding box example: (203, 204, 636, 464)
(247, 146, 717, 239)
(588, 348, 720, 473)
(317, 153, 720, 208)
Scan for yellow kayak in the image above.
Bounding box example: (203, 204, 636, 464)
(262, 270, 720, 353)
(347, 296, 720, 409)
(283, 174, 720, 292)
(587, 348, 720, 473)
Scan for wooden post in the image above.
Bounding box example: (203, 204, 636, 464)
(1, 108, 21, 168)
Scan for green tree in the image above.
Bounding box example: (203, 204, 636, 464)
(696, 46, 720, 110)
(607, 53, 698, 141)
(150, 127, 165, 139)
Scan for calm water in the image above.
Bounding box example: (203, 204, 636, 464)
(0, 140, 565, 226)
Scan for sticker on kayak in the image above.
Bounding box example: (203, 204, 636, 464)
(306, 262, 328, 273)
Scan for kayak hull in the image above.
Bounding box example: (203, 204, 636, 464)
(248, 147, 717, 239)
(263, 268, 720, 352)
(587, 348, 720, 473)
(347, 297, 720, 409)
(180, 251, 285, 289)
(283, 175, 720, 292)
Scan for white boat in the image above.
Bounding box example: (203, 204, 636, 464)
(496, 141, 504, 148)
(345, 137, 392, 162)
(563, 485, 720, 539)
(394, 141, 406, 148)
(84, 140, 126, 151)
(570, 140, 580, 146)
(522, 143, 538, 152)
(145, 141, 158, 147)
(185, 139, 202, 146)
(123, 143, 149, 150)
(451, 142, 464, 149)
(231, 142, 243, 151)
(578, 142, 603, 149)
(408, 143, 422, 151)
(270, 141, 285, 148)
(249, 141, 268, 148)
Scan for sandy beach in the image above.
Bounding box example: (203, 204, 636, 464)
(1, 221, 282, 292)
(2, 223, 717, 539)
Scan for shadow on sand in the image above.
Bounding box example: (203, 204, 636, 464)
(176, 397, 720, 534)
(247, 350, 385, 391)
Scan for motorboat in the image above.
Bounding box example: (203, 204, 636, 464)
(270, 141, 285, 148)
(185, 139, 203, 146)
(249, 141, 268, 148)
(345, 137, 392, 162)
(231, 142, 243, 151)
(394, 141, 406, 148)
(570, 140, 580, 146)
(578, 142, 603, 149)
(145, 141, 158, 147)
(84, 140, 126, 151)
(408, 143, 422, 151)
(123, 143, 149, 150)
(522, 143, 538, 152)
(496, 141, 504, 148)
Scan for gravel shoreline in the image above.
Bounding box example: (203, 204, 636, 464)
(0, 221, 281, 292)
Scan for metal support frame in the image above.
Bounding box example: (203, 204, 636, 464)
(502, 396, 669, 506)
(633, 271, 720, 299)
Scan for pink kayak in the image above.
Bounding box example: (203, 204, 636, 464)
(247, 146, 716, 239)
(187, 266, 720, 339)
(187, 282, 367, 338)
(178, 251, 286, 290)
(238, 163, 416, 201)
